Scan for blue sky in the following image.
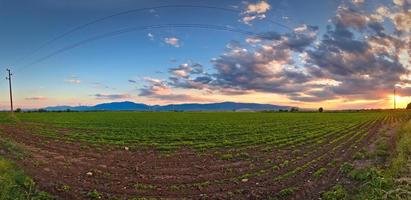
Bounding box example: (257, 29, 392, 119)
(0, 0, 410, 109)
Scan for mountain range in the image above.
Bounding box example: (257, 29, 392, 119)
(44, 101, 292, 111)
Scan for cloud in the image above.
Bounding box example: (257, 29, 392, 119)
(164, 37, 180, 47)
(147, 33, 154, 40)
(241, 1, 271, 25)
(202, 24, 318, 94)
(139, 77, 169, 96)
(248, 24, 319, 51)
(393, 0, 406, 6)
(242, 15, 267, 25)
(392, 11, 411, 32)
(351, 0, 364, 5)
(294, 0, 410, 101)
(335, 5, 368, 30)
(159, 25, 318, 96)
(166, 63, 214, 91)
(143, 93, 211, 102)
(168, 63, 204, 78)
(210, 41, 308, 94)
(64, 77, 81, 84)
(245, 1, 271, 14)
(94, 93, 131, 100)
(128, 79, 137, 83)
(138, 77, 211, 102)
(142, 0, 411, 105)
(25, 96, 48, 101)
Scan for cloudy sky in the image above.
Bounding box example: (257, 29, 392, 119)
(0, 0, 410, 109)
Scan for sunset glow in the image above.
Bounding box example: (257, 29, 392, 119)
(0, 0, 410, 110)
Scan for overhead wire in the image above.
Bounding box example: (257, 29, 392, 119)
(12, 5, 292, 67)
(15, 23, 271, 72)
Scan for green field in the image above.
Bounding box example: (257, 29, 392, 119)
(1, 111, 411, 199)
(2, 111, 389, 150)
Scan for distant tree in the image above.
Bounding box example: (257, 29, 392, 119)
(14, 108, 22, 113)
(38, 109, 47, 112)
(290, 107, 299, 112)
(319, 107, 324, 112)
(407, 103, 411, 109)
(66, 109, 71, 112)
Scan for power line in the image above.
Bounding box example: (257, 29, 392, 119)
(16, 23, 267, 71)
(12, 5, 292, 66)
(6, 69, 13, 112)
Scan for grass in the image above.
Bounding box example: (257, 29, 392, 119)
(86, 189, 103, 199)
(339, 162, 354, 175)
(328, 120, 411, 200)
(277, 187, 297, 198)
(0, 156, 54, 200)
(134, 183, 157, 190)
(322, 184, 348, 200)
(313, 167, 327, 178)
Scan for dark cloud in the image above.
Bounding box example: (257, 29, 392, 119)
(168, 63, 204, 78)
(254, 31, 282, 41)
(297, 2, 409, 101)
(335, 5, 368, 30)
(251, 24, 319, 52)
(138, 77, 211, 102)
(367, 21, 386, 36)
(144, 93, 211, 102)
(283, 25, 319, 52)
(138, 78, 168, 96)
(139, 1, 411, 104)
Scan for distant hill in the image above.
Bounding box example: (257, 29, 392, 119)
(44, 101, 291, 111)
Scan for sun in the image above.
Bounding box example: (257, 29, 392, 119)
(389, 95, 411, 109)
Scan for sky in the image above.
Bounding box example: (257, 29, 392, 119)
(0, 0, 410, 110)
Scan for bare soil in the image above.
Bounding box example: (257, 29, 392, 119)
(0, 117, 399, 199)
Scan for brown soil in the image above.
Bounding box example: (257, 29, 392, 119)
(0, 115, 403, 200)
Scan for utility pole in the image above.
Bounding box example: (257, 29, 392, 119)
(6, 69, 13, 112)
(394, 87, 396, 110)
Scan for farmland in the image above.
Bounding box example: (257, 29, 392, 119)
(0, 111, 410, 199)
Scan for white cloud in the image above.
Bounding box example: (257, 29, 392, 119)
(352, 0, 364, 5)
(148, 33, 154, 40)
(393, 0, 405, 6)
(245, 1, 271, 14)
(164, 37, 180, 47)
(64, 78, 81, 84)
(242, 14, 267, 25)
(241, 1, 271, 25)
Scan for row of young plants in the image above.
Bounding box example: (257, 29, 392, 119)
(321, 114, 411, 200)
(302, 113, 408, 199)
(127, 118, 383, 198)
(132, 120, 378, 188)
(263, 118, 384, 199)
(109, 113, 409, 199)
(10, 112, 385, 151)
